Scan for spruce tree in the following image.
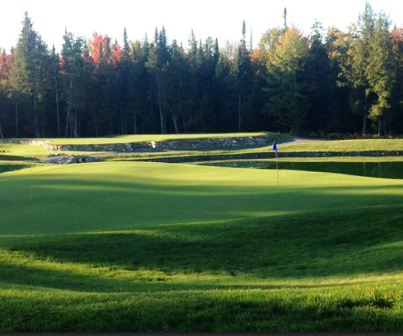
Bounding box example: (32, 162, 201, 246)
(346, 1, 376, 135)
(236, 21, 253, 131)
(367, 13, 394, 136)
(9, 12, 50, 137)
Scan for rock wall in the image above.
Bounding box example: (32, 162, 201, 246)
(46, 136, 272, 152)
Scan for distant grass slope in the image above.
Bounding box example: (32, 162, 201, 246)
(0, 161, 38, 174)
(280, 139, 403, 152)
(106, 138, 403, 162)
(43, 132, 271, 145)
(0, 143, 49, 160)
(0, 162, 402, 331)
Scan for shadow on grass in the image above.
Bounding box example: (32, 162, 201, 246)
(1, 205, 402, 287)
(0, 286, 401, 332)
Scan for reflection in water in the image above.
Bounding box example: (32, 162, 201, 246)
(205, 161, 403, 179)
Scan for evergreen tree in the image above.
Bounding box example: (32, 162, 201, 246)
(299, 22, 333, 134)
(367, 14, 394, 136)
(9, 12, 50, 137)
(50, 46, 61, 136)
(147, 27, 170, 133)
(346, 1, 376, 135)
(262, 27, 309, 133)
(390, 28, 403, 133)
(235, 21, 253, 131)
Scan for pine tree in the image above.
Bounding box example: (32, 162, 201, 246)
(50, 46, 61, 136)
(262, 27, 309, 133)
(390, 28, 403, 133)
(367, 13, 394, 136)
(235, 21, 253, 131)
(146, 27, 170, 133)
(346, 1, 376, 135)
(299, 22, 333, 134)
(9, 12, 50, 137)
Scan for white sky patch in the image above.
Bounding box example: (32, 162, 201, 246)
(0, 0, 402, 51)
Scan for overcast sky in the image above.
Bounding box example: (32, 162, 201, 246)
(1, 0, 402, 51)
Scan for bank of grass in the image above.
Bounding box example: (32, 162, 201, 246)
(197, 157, 403, 164)
(0, 162, 402, 331)
(43, 132, 270, 145)
(279, 138, 403, 152)
(4, 136, 403, 165)
(0, 132, 282, 161)
(106, 138, 403, 163)
(0, 143, 50, 161)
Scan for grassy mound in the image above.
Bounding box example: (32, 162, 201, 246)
(43, 132, 271, 145)
(280, 139, 403, 152)
(0, 162, 402, 331)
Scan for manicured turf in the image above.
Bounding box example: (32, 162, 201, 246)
(0, 143, 49, 160)
(0, 162, 402, 331)
(280, 139, 403, 152)
(0, 161, 38, 173)
(43, 132, 270, 145)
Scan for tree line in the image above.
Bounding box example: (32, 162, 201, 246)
(0, 2, 402, 138)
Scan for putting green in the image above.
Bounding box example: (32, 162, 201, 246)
(0, 161, 402, 331)
(1, 161, 403, 235)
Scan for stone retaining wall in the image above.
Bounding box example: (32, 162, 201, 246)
(46, 136, 272, 152)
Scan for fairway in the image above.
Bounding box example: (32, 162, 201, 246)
(0, 161, 402, 331)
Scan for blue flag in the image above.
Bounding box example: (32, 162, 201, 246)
(272, 140, 278, 153)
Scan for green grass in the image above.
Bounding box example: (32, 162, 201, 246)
(0, 160, 39, 174)
(41, 132, 270, 145)
(0, 143, 50, 161)
(105, 138, 403, 163)
(0, 162, 402, 331)
(280, 139, 403, 152)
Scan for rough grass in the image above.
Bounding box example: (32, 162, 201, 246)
(0, 143, 49, 161)
(41, 132, 270, 145)
(0, 162, 402, 331)
(105, 138, 403, 162)
(279, 139, 403, 152)
(0, 160, 38, 173)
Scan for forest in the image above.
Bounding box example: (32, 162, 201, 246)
(0, 2, 402, 138)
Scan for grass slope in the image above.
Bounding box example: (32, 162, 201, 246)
(43, 132, 269, 145)
(0, 162, 402, 331)
(280, 139, 403, 152)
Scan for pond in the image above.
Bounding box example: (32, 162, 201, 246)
(203, 160, 403, 179)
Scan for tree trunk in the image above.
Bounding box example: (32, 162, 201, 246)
(133, 110, 138, 134)
(362, 112, 367, 137)
(0, 119, 4, 139)
(65, 79, 73, 137)
(172, 113, 179, 134)
(15, 102, 18, 138)
(74, 96, 79, 138)
(120, 106, 125, 134)
(33, 94, 40, 138)
(238, 92, 242, 132)
(377, 118, 382, 138)
(55, 83, 60, 137)
(156, 72, 165, 134)
(362, 96, 368, 136)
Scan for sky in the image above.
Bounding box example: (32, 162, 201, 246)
(0, 0, 402, 51)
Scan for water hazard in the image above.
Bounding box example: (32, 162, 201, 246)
(205, 160, 403, 179)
